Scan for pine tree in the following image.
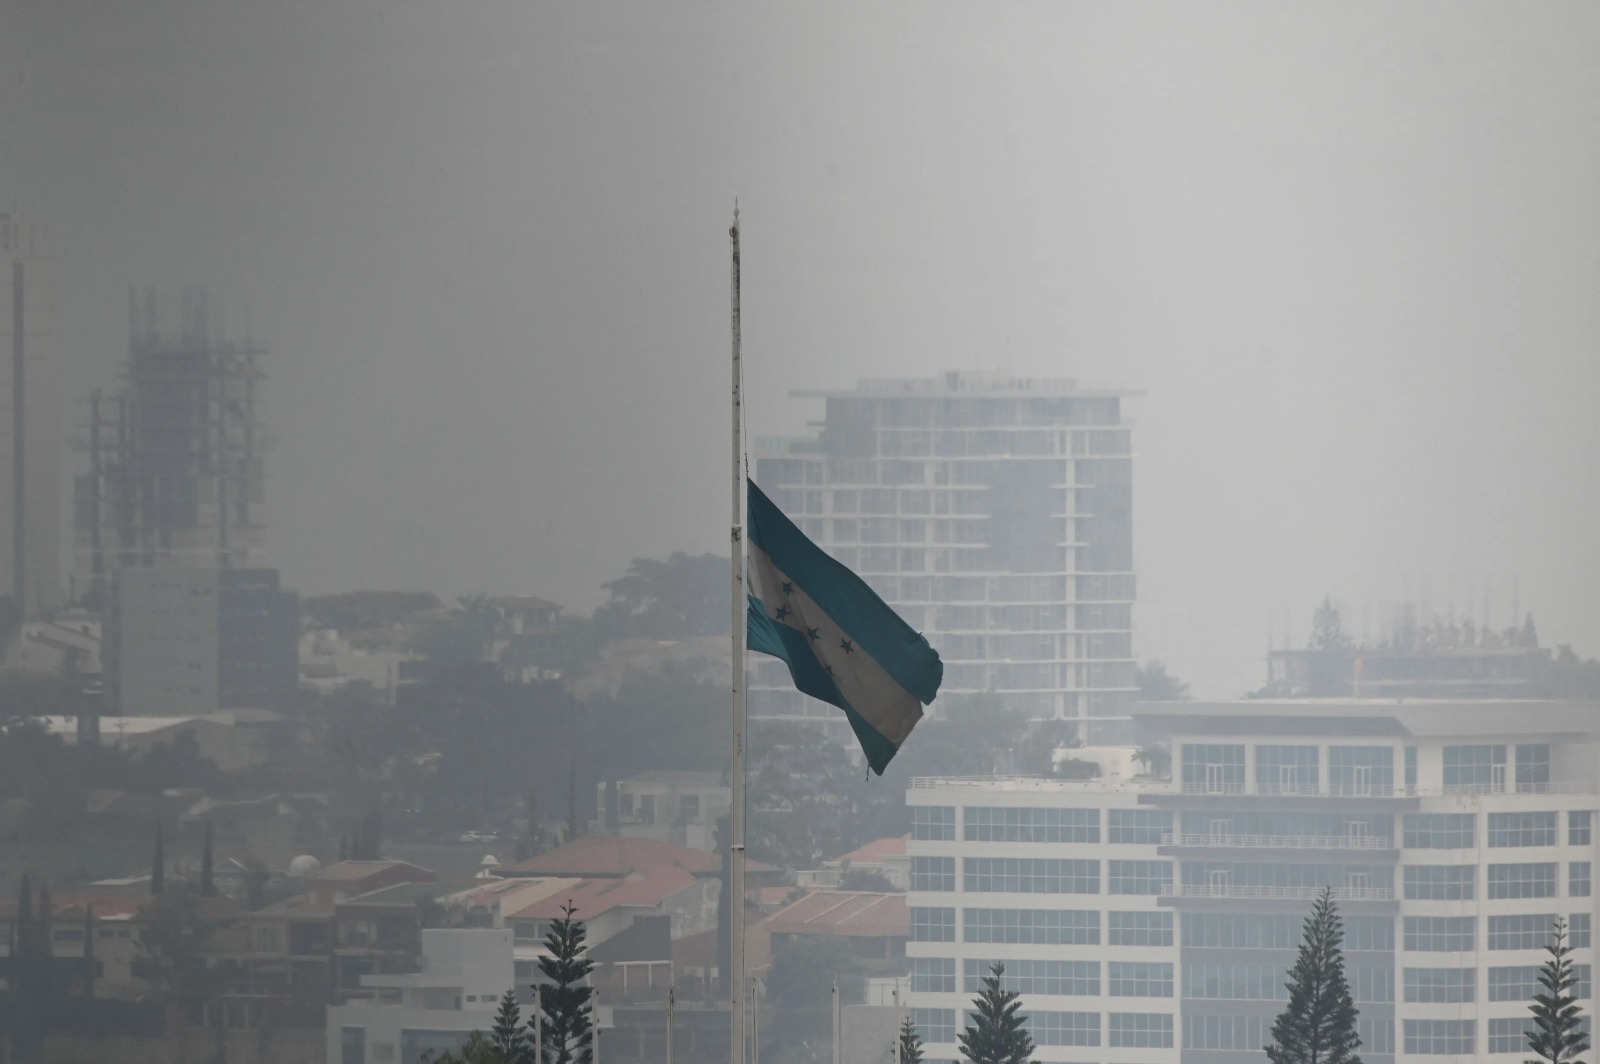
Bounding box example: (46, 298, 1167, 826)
(491, 987, 530, 1063)
(201, 821, 215, 896)
(533, 901, 595, 1064)
(958, 963, 1034, 1064)
(898, 1014, 926, 1064)
(1267, 887, 1362, 1064)
(1527, 917, 1590, 1064)
(151, 822, 166, 895)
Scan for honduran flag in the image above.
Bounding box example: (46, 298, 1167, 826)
(745, 478, 943, 774)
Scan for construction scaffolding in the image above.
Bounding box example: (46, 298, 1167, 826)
(74, 287, 265, 600)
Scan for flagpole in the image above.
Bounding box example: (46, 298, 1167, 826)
(729, 204, 748, 1064)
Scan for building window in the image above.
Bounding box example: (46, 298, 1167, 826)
(678, 795, 700, 821)
(911, 1009, 955, 1045)
(1572, 812, 1593, 847)
(1346, 916, 1397, 952)
(963, 908, 1098, 945)
(1443, 744, 1506, 793)
(963, 858, 1097, 894)
(963, 959, 1098, 996)
(1181, 744, 1245, 793)
(910, 806, 955, 841)
(911, 907, 955, 942)
(1256, 744, 1320, 795)
(1488, 914, 1558, 950)
(1488, 811, 1558, 847)
(1573, 913, 1593, 949)
(910, 857, 956, 892)
(639, 794, 656, 824)
(1108, 911, 1173, 947)
(1108, 1013, 1173, 1049)
(963, 807, 1098, 843)
(1404, 916, 1475, 952)
(1329, 746, 1394, 795)
(1108, 962, 1173, 998)
(1404, 813, 1476, 849)
(1107, 809, 1170, 844)
(1360, 1017, 1396, 1054)
(1351, 966, 1396, 1003)
(1405, 865, 1475, 900)
(1405, 746, 1417, 790)
(1183, 1015, 1271, 1051)
(1489, 1017, 1536, 1054)
(1517, 743, 1552, 792)
(1107, 860, 1172, 896)
(1182, 963, 1284, 1000)
(1028, 1012, 1100, 1047)
(1489, 966, 1543, 1001)
(1488, 863, 1558, 899)
(1404, 967, 1476, 1003)
(1574, 862, 1593, 898)
(1405, 1019, 1474, 1055)
(911, 957, 955, 993)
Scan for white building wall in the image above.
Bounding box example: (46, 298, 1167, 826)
(908, 707, 1600, 1064)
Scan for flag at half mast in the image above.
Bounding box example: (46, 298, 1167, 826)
(745, 478, 942, 774)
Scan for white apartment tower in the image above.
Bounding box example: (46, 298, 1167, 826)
(906, 700, 1600, 1064)
(0, 214, 61, 616)
(753, 372, 1138, 743)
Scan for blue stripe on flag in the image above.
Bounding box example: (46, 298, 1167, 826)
(747, 595, 900, 774)
(746, 479, 942, 705)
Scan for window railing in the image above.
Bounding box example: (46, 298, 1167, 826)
(1162, 884, 1396, 901)
(1160, 832, 1394, 851)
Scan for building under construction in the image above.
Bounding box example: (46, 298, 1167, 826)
(74, 287, 265, 600)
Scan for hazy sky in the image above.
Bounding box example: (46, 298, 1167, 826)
(3, 2, 1596, 699)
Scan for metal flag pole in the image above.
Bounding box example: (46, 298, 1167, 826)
(893, 978, 902, 1064)
(534, 985, 542, 1064)
(831, 979, 841, 1064)
(729, 204, 749, 1064)
(666, 982, 675, 1064)
(752, 975, 760, 1064)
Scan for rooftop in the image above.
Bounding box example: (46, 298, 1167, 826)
(765, 890, 908, 939)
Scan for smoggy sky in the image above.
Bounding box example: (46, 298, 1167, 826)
(3, 2, 1596, 700)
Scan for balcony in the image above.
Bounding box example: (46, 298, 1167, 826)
(1159, 832, 1395, 852)
(1160, 884, 1396, 902)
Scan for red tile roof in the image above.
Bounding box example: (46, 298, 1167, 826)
(765, 890, 908, 938)
(506, 866, 700, 921)
(830, 835, 907, 865)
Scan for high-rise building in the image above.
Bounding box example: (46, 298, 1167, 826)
(906, 699, 1600, 1064)
(753, 372, 1138, 743)
(106, 565, 298, 715)
(0, 214, 61, 616)
(74, 287, 265, 598)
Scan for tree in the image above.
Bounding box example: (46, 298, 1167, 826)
(1266, 887, 1362, 1064)
(1307, 597, 1355, 696)
(1136, 661, 1190, 701)
(534, 901, 594, 1064)
(898, 1015, 925, 1064)
(133, 888, 214, 997)
(958, 963, 1034, 1064)
(767, 936, 864, 1011)
(1527, 917, 1590, 1064)
(838, 868, 900, 893)
(491, 987, 530, 1063)
(591, 553, 728, 640)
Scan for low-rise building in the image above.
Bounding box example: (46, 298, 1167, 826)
(325, 927, 514, 1064)
(596, 771, 731, 852)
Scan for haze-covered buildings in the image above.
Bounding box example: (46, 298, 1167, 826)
(753, 372, 1138, 744)
(906, 699, 1600, 1064)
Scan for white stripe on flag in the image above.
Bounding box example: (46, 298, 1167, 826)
(749, 540, 924, 746)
